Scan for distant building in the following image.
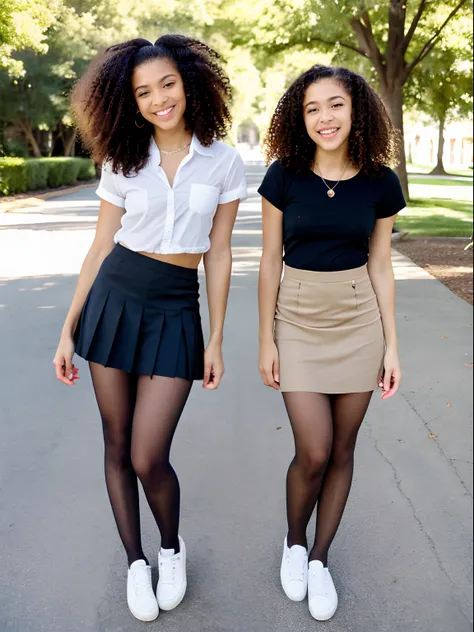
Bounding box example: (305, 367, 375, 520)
(405, 120, 473, 169)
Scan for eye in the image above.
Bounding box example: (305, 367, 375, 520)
(332, 103, 343, 108)
(164, 82, 175, 89)
(138, 91, 149, 98)
(308, 108, 318, 114)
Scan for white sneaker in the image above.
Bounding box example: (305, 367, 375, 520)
(308, 560, 338, 621)
(280, 537, 308, 601)
(157, 536, 187, 611)
(127, 560, 159, 622)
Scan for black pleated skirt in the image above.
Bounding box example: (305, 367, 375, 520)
(74, 244, 204, 380)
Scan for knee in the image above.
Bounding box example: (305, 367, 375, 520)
(330, 442, 356, 468)
(132, 452, 168, 483)
(103, 434, 131, 470)
(296, 449, 330, 479)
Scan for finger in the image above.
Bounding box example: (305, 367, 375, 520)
(54, 358, 73, 386)
(211, 370, 223, 389)
(382, 375, 400, 400)
(264, 369, 274, 387)
(274, 359, 280, 386)
(65, 357, 74, 381)
(203, 370, 218, 390)
(202, 365, 212, 387)
(386, 373, 402, 398)
(383, 369, 392, 393)
(53, 357, 65, 381)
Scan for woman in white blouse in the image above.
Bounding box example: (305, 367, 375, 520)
(53, 35, 246, 622)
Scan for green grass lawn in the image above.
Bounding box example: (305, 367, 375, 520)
(397, 198, 473, 237)
(408, 176, 473, 187)
(407, 162, 474, 178)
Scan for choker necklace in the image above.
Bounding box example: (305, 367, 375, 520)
(158, 141, 192, 156)
(315, 161, 350, 198)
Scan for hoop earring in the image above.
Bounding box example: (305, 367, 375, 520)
(135, 112, 146, 129)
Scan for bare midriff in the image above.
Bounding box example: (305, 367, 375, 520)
(119, 242, 202, 269)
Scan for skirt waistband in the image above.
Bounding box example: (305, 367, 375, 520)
(283, 264, 368, 284)
(113, 243, 198, 280)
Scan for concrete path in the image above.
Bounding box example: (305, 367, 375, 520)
(0, 166, 472, 632)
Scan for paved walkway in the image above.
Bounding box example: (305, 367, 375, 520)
(0, 166, 472, 631)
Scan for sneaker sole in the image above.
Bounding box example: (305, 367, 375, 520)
(309, 596, 338, 621)
(128, 602, 159, 622)
(158, 579, 187, 611)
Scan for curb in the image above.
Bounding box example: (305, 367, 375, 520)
(0, 182, 98, 214)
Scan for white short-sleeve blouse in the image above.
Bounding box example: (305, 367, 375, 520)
(96, 135, 247, 254)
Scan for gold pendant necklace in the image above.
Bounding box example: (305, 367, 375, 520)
(315, 161, 350, 198)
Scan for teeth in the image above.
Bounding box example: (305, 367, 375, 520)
(156, 107, 174, 117)
(319, 128, 338, 135)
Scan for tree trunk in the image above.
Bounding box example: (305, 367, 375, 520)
(429, 113, 447, 175)
(64, 128, 77, 157)
(381, 83, 410, 201)
(19, 120, 42, 158)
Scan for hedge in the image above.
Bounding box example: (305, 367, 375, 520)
(0, 157, 96, 196)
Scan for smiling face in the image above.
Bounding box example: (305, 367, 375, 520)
(302, 78, 352, 154)
(132, 57, 187, 131)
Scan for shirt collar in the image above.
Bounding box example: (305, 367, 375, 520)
(150, 133, 214, 167)
(191, 134, 215, 157)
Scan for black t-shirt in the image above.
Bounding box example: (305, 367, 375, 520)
(258, 161, 406, 272)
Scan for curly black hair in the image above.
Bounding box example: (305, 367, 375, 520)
(72, 35, 233, 176)
(264, 65, 400, 175)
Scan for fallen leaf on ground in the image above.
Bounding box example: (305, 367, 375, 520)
(447, 403, 452, 408)
(429, 434, 437, 439)
(442, 335, 449, 339)
(276, 426, 282, 430)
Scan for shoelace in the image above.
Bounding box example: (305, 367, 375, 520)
(160, 555, 180, 585)
(286, 551, 307, 580)
(131, 567, 152, 597)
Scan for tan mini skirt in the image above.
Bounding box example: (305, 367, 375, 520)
(274, 265, 384, 394)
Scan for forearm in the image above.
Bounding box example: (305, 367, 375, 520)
(368, 261, 398, 351)
(258, 255, 282, 342)
(203, 247, 232, 345)
(61, 247, 111, 339)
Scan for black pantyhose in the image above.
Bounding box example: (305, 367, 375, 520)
(90, 363, 192, 566)
(283, 391, 373, 566)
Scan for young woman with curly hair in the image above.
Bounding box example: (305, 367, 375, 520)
(53, 34, 246, 622)
(258, 65, 405, 621)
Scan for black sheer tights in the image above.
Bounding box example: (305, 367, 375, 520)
(282, 391, 373, 566)
(89, 362, 192, 566)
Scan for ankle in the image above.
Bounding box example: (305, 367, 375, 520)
(287, 532, 308, 550)
(161, 538, 180, 554)
(128, 555, 149, 568)
(309, 550, 328, 566)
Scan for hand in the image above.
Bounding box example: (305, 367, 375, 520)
(378, 348, 401, 400)
(53, 337, 80, 386)
(258, 339, 280, 390)
(203, 341, 224, 390)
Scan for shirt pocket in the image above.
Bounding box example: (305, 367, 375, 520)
(189, 183, 220, 216)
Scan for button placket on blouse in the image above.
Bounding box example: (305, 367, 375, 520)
(158, 149, 194, 251)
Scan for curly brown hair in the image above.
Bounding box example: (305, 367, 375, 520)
(71, 35, 233, 176)
(264, 65, 400, 175)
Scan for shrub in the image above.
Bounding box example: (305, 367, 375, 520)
(0, 156, 96, 196)
(0, 158, 28, 194)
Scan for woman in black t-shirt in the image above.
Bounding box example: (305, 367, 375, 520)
(257, 65, 405, 621)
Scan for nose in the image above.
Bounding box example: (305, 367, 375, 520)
(320, 107, 335, 123)
(152, 90, 168, 108)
